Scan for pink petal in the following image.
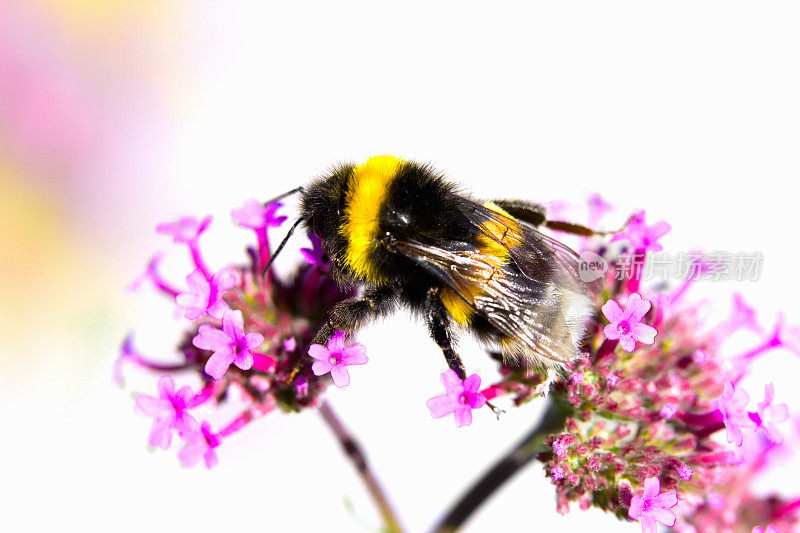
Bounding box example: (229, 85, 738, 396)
(454, 406, 473, 427)
(213, 267, 240, 291)
(643, 477, 661, 499)
(330, 365, 351, 387)
(328, 331, 346, 353)
(651, 506, 676, 527)
(245, 332, 265, 351)
(601, 299, 624, 323)
(619, 335, 636, 353)
(640, 516, 657, 533)
(468, 392, 487, 410)
(192, 325, 231, 352)
(205, 351, 233, 380)
(185, 269, 208, 294)
(203, 449, 219, 469)
(135, 395, 171, 418)
(653, 491, 678, 509)
(234, 350, 254, 371)
(427, 395, 456, 418)
(726, 422, 744, 447)
(311, 360, 332, 375)
(628, 495, 644, 519)
(463, 374, 482, 393)
(342, 344, 368, 365)
(157, 375, 175, 398)
(178, 441, 203, 468)
(148, 418, 173, 449)
(763, 423, 784, 444)
(222, 310, 245, 340)
(441, 369, 464, 395)
(650, 221, 671, 239)
(629, 294, 652, 323)
(603, 323, 621, 341)
(308, 344, 329, 360)
(206, 300, 230, 320)
(632, 323, 657, 345)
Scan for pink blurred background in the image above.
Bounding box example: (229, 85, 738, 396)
(2, 2, 799, 532)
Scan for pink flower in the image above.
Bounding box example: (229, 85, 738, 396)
(715, 381, 754, 447)
(628, 477, 678, 533)
(178, 421, 220, 469)
(231, 199, 287, 230)
(156, 215, 212, 244)
(134, 376, 199, 449)
(300, 232, 329, 268)
(611, 211, 671, 253)
(426, 370, 487, 427)
(176, 268, 239, 320)
(308, 331, 368, 388)
(752, 383, 789, 444)
(752, 527, 779, 533)
(192, 310, 265, 380)
(602, 293, 658, 352)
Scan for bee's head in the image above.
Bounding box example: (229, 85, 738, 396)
(299, 164, 354, 247)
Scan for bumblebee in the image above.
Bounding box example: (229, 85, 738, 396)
(272, 155, 603, 380)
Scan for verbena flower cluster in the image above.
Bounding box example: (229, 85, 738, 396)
(117, 197, 800, 532)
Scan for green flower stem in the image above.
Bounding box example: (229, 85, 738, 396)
(433, 400, 570, 532)
(318, 400, 405, 533)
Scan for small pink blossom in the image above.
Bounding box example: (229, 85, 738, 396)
(192, 310, 264, 380)
(156, 215, 212, 244)
(752, 527, 779, 533)
(178, 421, 220, 469)
(602, 293, 658, 352)
(628, 477, 678, 533)
(231, 199, 287, 230)
(611, 211, 671, 253)
(715, 381, 754, 447)
(176, 268, 239, 320)
(283, 337, 297, 352)
(295, 376, 309, 398)
(308, 331, 368, 388)
(660, 403, 678, 420)
(135, 375, 199, 449)
(752, 383, 789, 444)
(426, 370, 487, 427)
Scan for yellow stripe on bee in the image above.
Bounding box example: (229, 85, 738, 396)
(440, 202, 523, 326)
(342, 155, 404, 283)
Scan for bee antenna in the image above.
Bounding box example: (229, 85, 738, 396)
(262, 216, 306, 278)
(263, 186, 304, 207)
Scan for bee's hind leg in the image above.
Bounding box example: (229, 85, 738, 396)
(424, 287, 466, 380)
(492, 198, 626, 237)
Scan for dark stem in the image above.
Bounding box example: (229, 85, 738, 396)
(432, 400, 570, 533)
(318, 400, 405, 533)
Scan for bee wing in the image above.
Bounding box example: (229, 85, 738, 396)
(464, 200, 602, 290)
(393, 200, 599, 368)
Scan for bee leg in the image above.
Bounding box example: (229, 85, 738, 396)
(287, 286, 397, 382)
(493, 198, 628, 237)
(491, 199, 547, 226)
(485, 400, 504, 419)
(424, 287, 467, 380)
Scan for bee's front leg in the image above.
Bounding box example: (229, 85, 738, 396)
(424, 287, 467, 381)
(287, 286, 396, 382)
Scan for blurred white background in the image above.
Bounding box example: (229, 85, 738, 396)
(2, 1, 799, 532)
